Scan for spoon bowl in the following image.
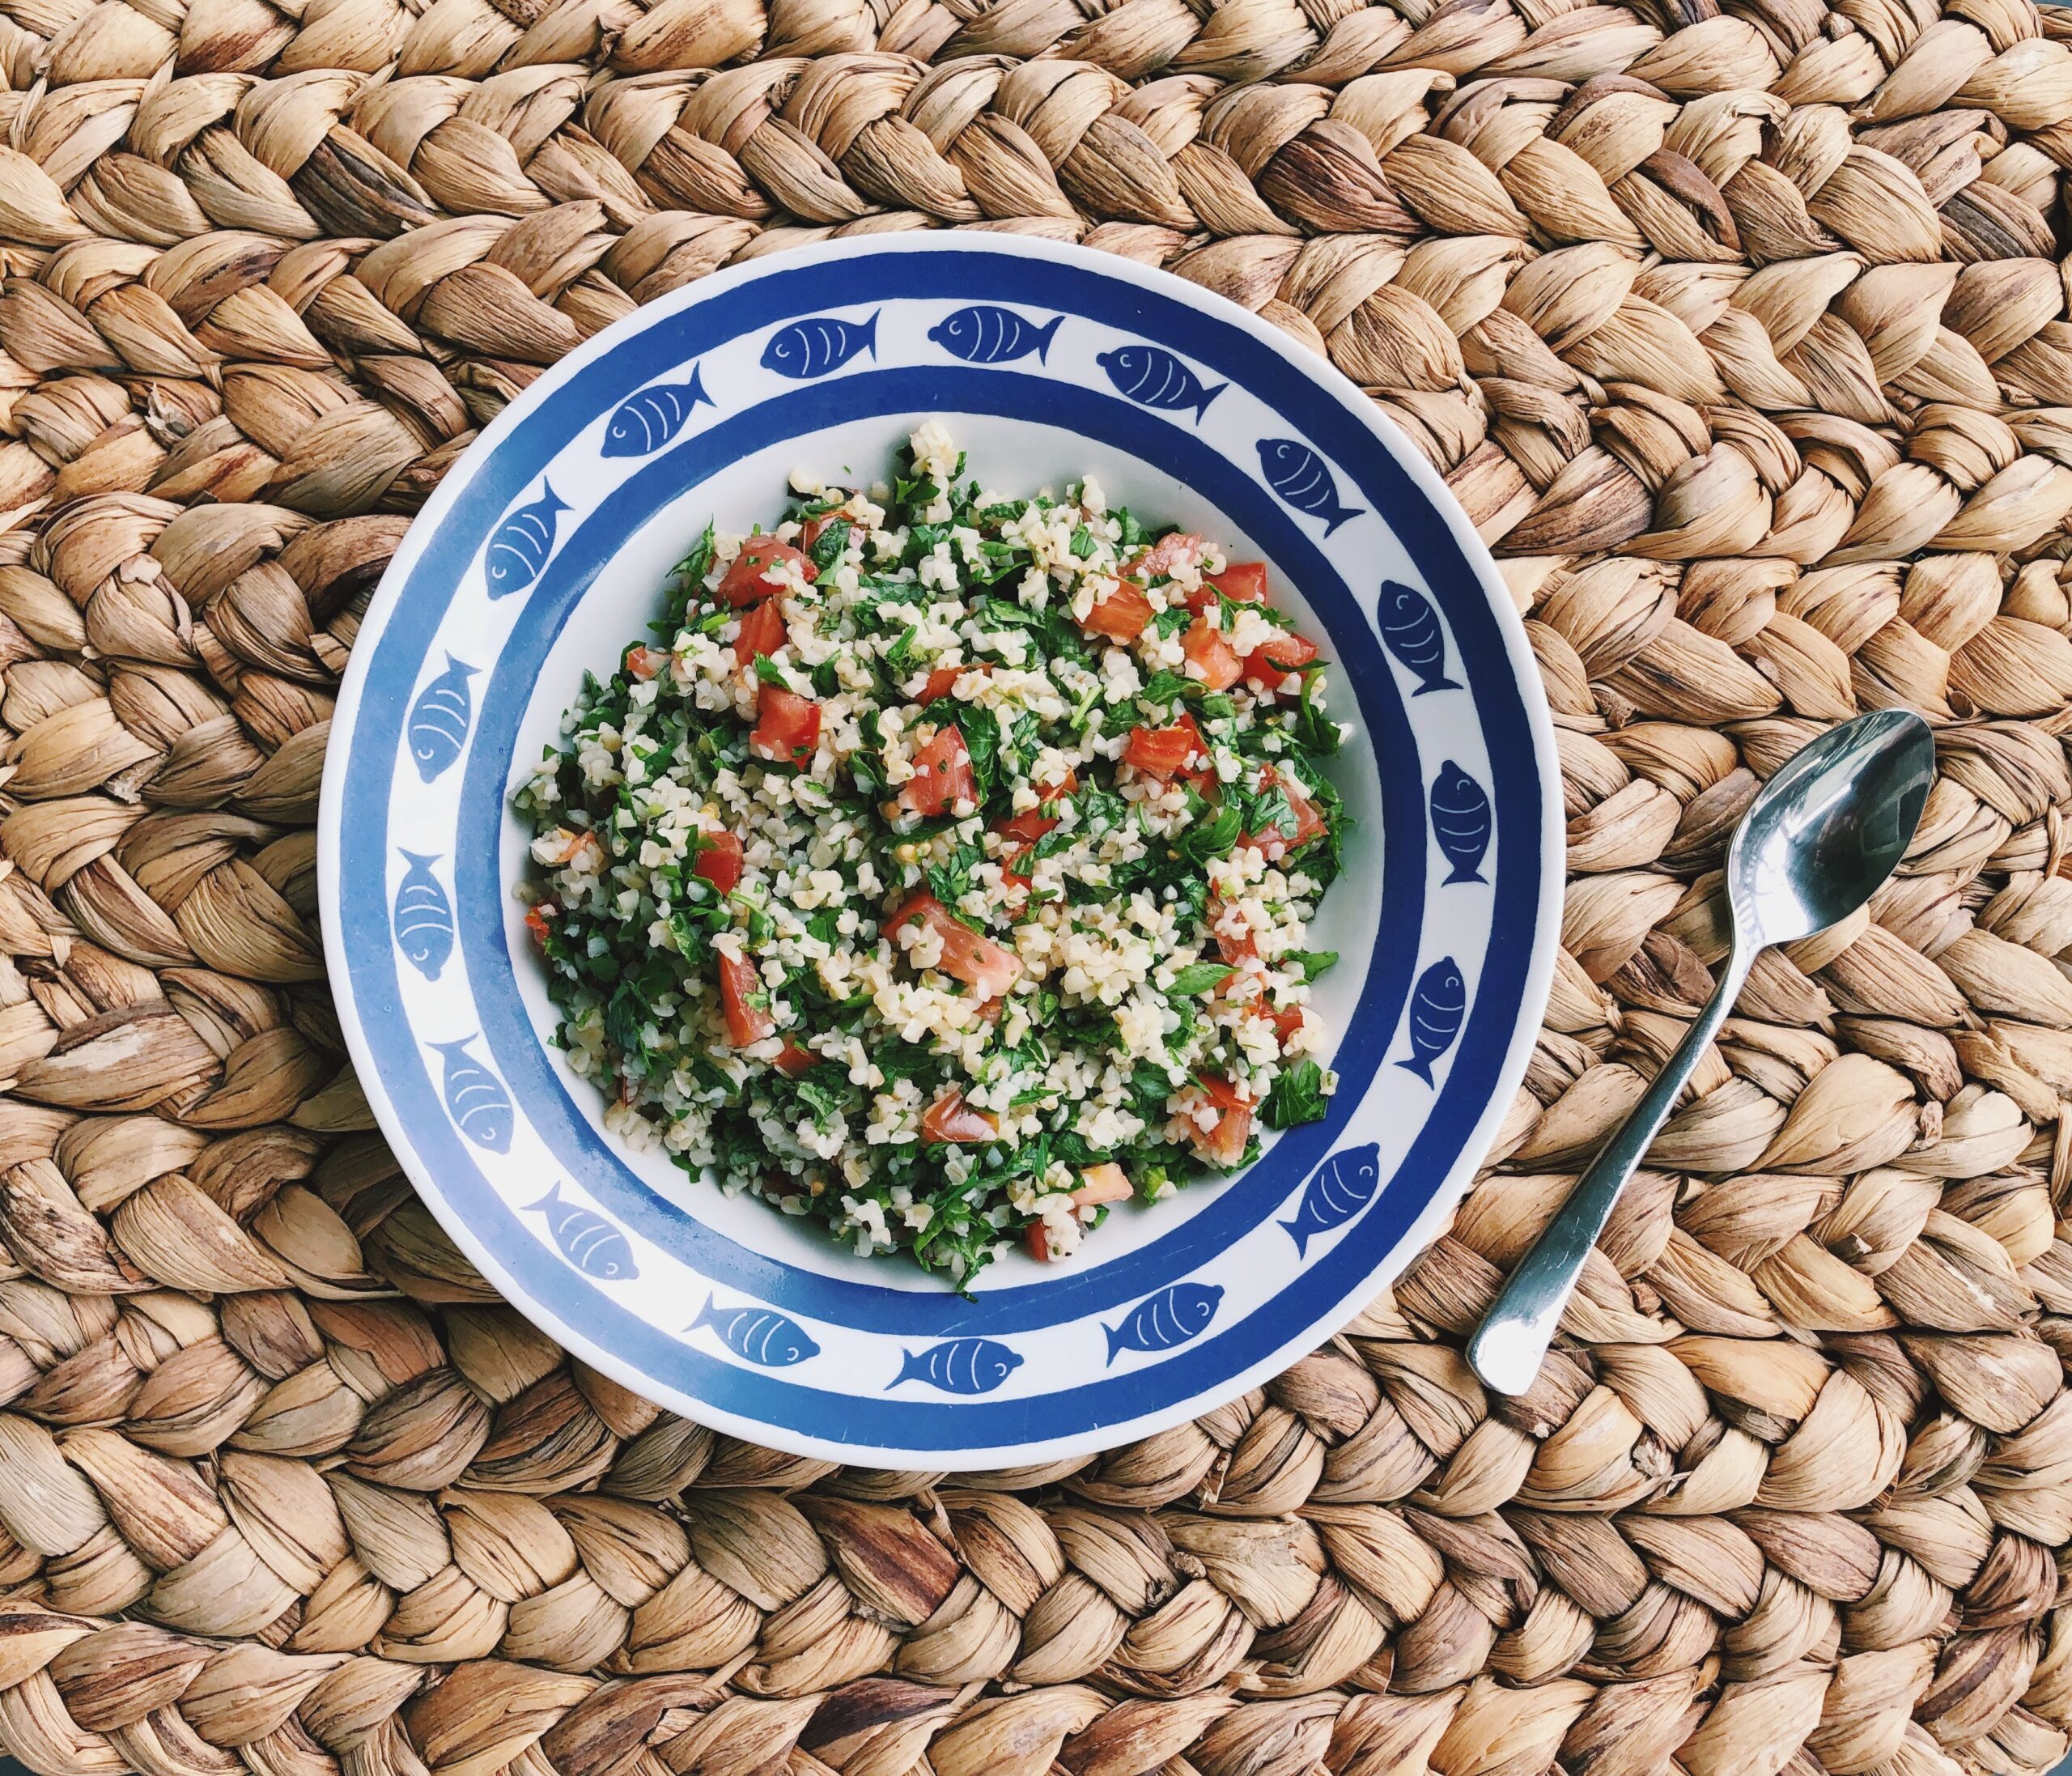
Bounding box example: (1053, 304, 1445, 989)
(1727, 709, 1937, 950)
(1469, 708, 1936, 1396)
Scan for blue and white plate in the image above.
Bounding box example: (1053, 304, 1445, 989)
(318, 236, 1561, 1468)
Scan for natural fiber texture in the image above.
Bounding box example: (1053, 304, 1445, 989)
(3, 2, 2072, 1773)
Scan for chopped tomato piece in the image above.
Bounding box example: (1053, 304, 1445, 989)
(1185, 560, 1269, 614)
(1245, 630, 1318, 686)
(1081, 583, 1153, 641)
(922, 1086, 998, 1145)
(524, 903, 554, 945)
(1123, 713, 1207, 781)
(624, 644, 669, 680)
(694, 831, 744, 894)
(1208, 890, 1259, 968)
(718, 952, 773, 1047)
(919, 661, 988, 704)
(1070, 1163, 1132, 1210)
(890, 892, 1024, 998)
(1183, 616, 1243, 691)
(1266, 1004, 1306, 1051)
(1242, 766, 1327, 856)
(720, 536, 815, 605)
(774, 1040, 817, 1077)
(996, 806, 1060, 848)
(1209, 561, 1267, 601)
(1025, 1221, 1051, 1261)
(898, 726, 976, 816)
(1191, 1074, 1253, 1166)
(750, 686, 820, 766)
(1132, 531, 1202, 580)
(800, 511, 844, 551)
(734, 597, 786, 669)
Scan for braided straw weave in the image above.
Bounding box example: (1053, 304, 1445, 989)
(11, 0, 2072, 1770)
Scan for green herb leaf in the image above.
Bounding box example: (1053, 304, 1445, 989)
(1263, 1060, 1329, 1128)
(1167, 960, 1231, 997)
(807, 517, 851, 571)
(1284, 949, 1339, 982)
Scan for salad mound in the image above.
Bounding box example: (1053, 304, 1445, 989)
(516, 423, 1348, 1284)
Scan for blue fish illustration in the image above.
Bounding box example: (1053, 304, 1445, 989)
(1378, 581, 1459, 695)
(1430, 763, 1492, 885)
(601, 364, 713, 457)
(762, 312, 878, 380)
(1096, 345, 1225, 422)
(485, 482, 567, 599)
(391, 850, 454, 981)
(1104, 1281, 1224, 1365)
(1398, 959, 1467, 1086)
(888, 1337, 1022, 1395)
(406, 655, 478, 783)
(526, 1181, 636, 1280)
(929, 305, 1063, 365)
(1258, 440, 1362, 535)
(691, 1296, 818, 1366)
(1280, 1143, 1382, 1259)
(429, 1036, 513, 1154)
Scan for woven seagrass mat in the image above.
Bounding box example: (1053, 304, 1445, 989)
(13, 0, 2072, 1772)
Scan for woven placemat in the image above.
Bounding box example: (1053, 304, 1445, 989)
(0, 2, 2070, 1773)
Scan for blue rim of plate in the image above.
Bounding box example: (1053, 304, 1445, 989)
(318, 236, 1562, 1467)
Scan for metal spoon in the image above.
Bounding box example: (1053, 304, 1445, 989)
(1467, 707, 1936, 1396)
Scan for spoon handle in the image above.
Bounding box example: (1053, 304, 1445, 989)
(1467, 945, 1753, 1396)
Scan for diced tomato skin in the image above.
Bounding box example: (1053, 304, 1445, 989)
(1208, 890, 1259, 967)
(693, 831, 744, 894)
(919, 661, 989, 705)
(1070, 1163, 1132, 1209)
(1183, 617, 1244, 691)
(996, 808, 1059, 847)
(1133, 531, 1202, 579)
(734, 597, 786, 669)
(800, 512, 842, 551)
(624, 644, 668, 680)
(1245, 631, 1319, 686)
(1210, 561, 1267, 601)
(524, 903, 554, 945)
(890, 893, 1024, 998)
(749, 687, 820, 765)
(720, 536, 816, 605)
(922, 1087, 998, 1145)
(1241, 766, 1328, 855)
(1123, 713, 1207, 780)
(1267, 1005, 1305, 1051)
(1081, 583, 1155, 640)
(719, 952, 774, 1047)
(1191, 1074, 1254, 1166)
(1025, 1221, 1051, 1261)
(774, 1040, 817, 1077)
(898, 727, 976, 816)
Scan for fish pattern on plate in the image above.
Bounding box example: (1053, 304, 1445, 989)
(1378, 581, 1461, 695)
(1258, 439, 1362, 535)
(762, 313, 878, 379)
(1280, 1143, 1382, 1259)
(1104, 1281, 1223, 1364)
(692, 1297, 820, 1366)
(1430, 762, 1492, 884)
(602, 365, 714, 457)
(1097, 344, 1225, 421)
(889, 1337, 1023, 1394)
(430, 1036, 514, 1153)
(485, 484, 568, 599)
(1398, 959, 1467, 1086)
(392, 851, 454, 981)
(406, 655, 478, 783)
(527, 1181, 637, 1279)
(929, 305, 1063, 364)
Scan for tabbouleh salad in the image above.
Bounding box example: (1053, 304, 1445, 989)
(516, 423, 1348, 1284)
